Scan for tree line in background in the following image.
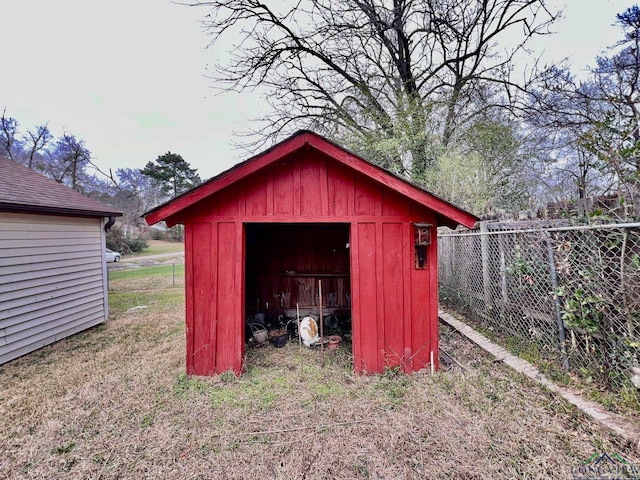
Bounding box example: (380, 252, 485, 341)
(198, 0, 640, 217)
(528, 6, 640, 207)
(0, 110, 202, 250)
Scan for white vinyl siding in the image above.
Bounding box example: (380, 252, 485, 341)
(0, 212, 107, 364)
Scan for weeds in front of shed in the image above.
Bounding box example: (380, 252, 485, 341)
(370, 367, 411, 409)
(173, 373, 214, 397)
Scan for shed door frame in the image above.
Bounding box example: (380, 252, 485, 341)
(242, 221, 353, 361)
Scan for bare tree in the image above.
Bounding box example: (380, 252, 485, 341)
(113, 168, 166, 223)
(526, 6, 640, 201)
(193, 0, 557, 177)
(0, 108, 18, 161)
(23, 124, 52, 170)
(47, 133, 91, 191)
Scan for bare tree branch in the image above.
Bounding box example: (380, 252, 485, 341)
(191, 0, 558, 177)
(0, 108, 18, 162)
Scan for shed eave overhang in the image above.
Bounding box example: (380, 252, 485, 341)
(0, 202, 122, 218)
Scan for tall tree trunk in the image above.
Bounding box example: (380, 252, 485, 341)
(443, 80, 465, 148)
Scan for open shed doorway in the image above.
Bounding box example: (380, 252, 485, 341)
(244, 223, 352, 352)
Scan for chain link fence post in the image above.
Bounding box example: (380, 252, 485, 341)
(544, 230, 569, 370)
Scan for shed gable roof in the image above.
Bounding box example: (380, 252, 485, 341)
(0, 156, 121, 217)
(144, 131, 477, 228)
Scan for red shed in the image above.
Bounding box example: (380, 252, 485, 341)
(144, 131, 476, 375)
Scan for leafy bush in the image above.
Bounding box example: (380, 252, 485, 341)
(168, 225, 184, 242)
(106, 226, 148, 255)
(150, 228, 166, 240)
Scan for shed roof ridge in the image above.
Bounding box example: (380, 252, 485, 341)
(143, 130, 477, 229)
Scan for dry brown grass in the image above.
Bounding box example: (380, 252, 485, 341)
(1, 272, 638, 479)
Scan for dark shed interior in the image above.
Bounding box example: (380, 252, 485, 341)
(244, 223, 352, 343)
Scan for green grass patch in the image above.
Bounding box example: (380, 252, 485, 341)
(108, 265, 185, 293)
(585, 382, 640, 415)
(51, 441, 76, 455)
(109, 290, 184, 316)
(129, 240, 184, 257)
(109, 265, 185, 282)
(173, 373, 215, 398)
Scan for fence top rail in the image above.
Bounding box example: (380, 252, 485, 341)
(438, 221, 640, 237)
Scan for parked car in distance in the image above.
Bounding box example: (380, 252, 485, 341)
(105, 248, 121, 263)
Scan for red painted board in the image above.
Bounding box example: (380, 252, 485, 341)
(217, 188, 238, 216)
(382, 189, 410, 216)
(327, 162, 354, 217)
(410, 258, 430, 370)
(192, 222, 214, 375)
(299, 153, 323, 216)
(272, 162, 295, 216)
(185, 224, 195, 373)
(382, 223, 404, 368)
(350, 223, 362, 373)
(402, 222, 413, 372)
(356, 222, 378, 373)
(215, 222, 238, 373)
(235, 221, 245, 374)
(244, 174, 268, 216)
(354, 176, 380, 216)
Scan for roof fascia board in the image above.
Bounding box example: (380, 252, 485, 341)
(0, 203, 122, 218)
(145, 131, 476, 229)
(305, 135, 477, 228)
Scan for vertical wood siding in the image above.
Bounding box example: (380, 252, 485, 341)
(182, 149, 438, 375)
(191, 222, 214, 375)
(0, 213, 106, 364)
(216, 222, 240, 373)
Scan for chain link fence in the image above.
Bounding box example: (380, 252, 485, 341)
(438, 221, 640, 396)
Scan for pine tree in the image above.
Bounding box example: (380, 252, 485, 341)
(140, 152, 202, 198)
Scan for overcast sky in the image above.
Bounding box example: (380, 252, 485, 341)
(1, 1, 637, 180)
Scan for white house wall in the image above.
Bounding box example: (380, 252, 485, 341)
(0, 212, 107, 364)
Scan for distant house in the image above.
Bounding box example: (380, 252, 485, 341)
(0, 157, 121, 364)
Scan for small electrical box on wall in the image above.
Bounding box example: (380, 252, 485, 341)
(414, 223, 432, 269)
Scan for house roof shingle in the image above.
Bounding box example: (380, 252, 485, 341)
(0, 156, 121, 218)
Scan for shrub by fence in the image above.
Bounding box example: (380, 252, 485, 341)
(438, 221, 640, 402)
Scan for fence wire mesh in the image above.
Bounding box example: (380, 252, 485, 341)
(438, 222, 640, 395)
